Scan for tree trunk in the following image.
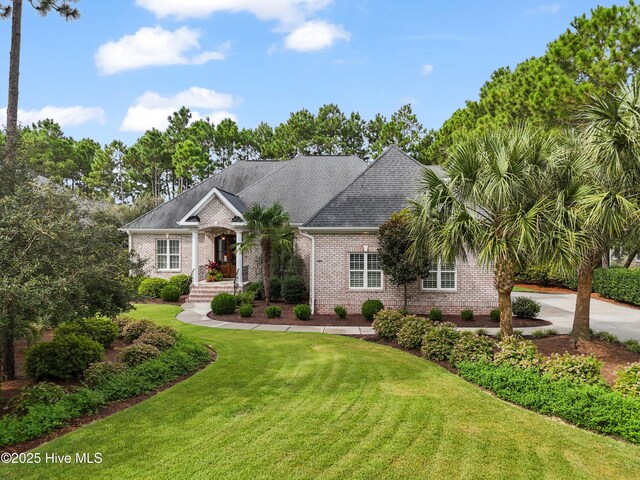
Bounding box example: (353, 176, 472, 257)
(601, 248, 610, 268)
(571, 253, 597, 342)
(494, 258, 514, 338)
(624, 249, 638, 268)
(262, 240, 272, 305)
(1, 332, 16, 381)
(4, 0, 23, 166)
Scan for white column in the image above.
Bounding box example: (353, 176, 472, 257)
(191, 230, 199, 284)
(236, 230, 243, 285)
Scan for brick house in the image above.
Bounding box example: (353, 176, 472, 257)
(122, 146, 496, 314)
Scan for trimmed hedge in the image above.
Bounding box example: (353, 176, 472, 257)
(457, 361, 640, 444)
(160, 284, 181, 302)
(54, 316, 119, 347)
(362, 299, 384, 321)
(371, 309, 403, 340)
(294, 304, 311, 321)
(169, 274, 192, 295)
(593, 267, 640, 306)
(0, 336, 210, 447)
(138, 278, 169, 298)
(25, 335, 104, 381)
(211, 292, 237, 315)
(282, 276, 307, 304)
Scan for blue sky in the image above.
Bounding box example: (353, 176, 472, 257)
(0, 0, 620, 145)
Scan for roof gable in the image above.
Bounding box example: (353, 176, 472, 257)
(303, 146, 445, 228)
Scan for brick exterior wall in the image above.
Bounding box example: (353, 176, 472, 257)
(198, 196, 236, 230)
(312, 233, 497, 315)
(131, 233, 194, 279)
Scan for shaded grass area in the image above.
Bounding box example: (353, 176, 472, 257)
(2, 304, 640, 479)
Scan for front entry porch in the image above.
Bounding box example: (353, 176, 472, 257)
(191, 227, 246, 287)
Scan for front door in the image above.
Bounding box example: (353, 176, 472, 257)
(215, 234, 236, 278)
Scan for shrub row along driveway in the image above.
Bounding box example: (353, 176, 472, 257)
(514, 292, 640, 341)
(3, 304, 639, 480)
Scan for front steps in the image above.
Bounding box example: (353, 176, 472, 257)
(187, 280, 248, 302)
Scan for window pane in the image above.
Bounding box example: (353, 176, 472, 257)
(169, 255, 180, 270)
(156, 240, 167, 255)
(367, 253, 381, 271)
(441, 272, 456, 289)
(350, 271, 364, 288)
(424, 272, 437, 289)
(367, 271, 382, 288)
(350, 253, 364, 271)
(169, 239, 179, 255)
(441, 261, 455, 272)
(429, 261, 438, 270)
(157, 255, 167, 269)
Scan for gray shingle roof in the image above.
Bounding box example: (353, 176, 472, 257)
(122, 161, 284, 230)
(304, 146, 446, 228)
(217, 189, 246, 214)
(237, 155, 368, 224)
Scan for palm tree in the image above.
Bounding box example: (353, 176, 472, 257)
(565, 82, 640, 340)
(408, 124, 568, 338)
(238, 203, 292, 305)
(1, 1, 80, 167)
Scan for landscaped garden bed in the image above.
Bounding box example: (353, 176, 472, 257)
(0, 315, 213, 451)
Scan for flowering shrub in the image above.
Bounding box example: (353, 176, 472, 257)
(397, 316, 432, 349)
(135, 331, 176, 351)
(542, 353, 604, 385)
(421, 325, 461, 361)
(118, 343, 161, 367)
(372, 309, 404, 340)
(613, 363, 640, 398)
(122, 319, 156, 343)
(494, 336, 543, 370)
(83, 361, 128, 388)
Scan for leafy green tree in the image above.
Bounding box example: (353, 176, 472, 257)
(370, 105, 434, 163)
(20, 119, 74, 182)
(124, 128, 170, 204)
(312, 104, 347, 155)
(73, 137, 101, 192)
(213, 118, 240, 169)
(409, 125, 567, 337)
(378, 210, 431, 310)
(0, 177, 136, 380)
(1, 0, 80, 170)
(238, 204, 292, 305)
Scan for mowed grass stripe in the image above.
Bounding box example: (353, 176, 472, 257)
(1, 303, 639, 480)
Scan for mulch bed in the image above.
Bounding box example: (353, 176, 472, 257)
(207, 301, 551, 328)
(2, 349, 217, 454)
(208, 300, 372, 326)
(348, 334, 640, 385)
(137, 294, 188, 306)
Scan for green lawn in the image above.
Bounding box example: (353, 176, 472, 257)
(2, 304, 639, 480)
(513, 285, 537, 292)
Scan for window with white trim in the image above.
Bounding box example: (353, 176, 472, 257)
(349, 253, 382, 289)
(156, 239, 180, 270)
(422, 259, 456, 290)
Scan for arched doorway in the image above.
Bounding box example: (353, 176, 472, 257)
(214, 233, 237, 278)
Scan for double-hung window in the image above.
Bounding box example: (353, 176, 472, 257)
(349, 253, 382, 289)
(156, 239, 180, 270)
(422, 259, 456, 291)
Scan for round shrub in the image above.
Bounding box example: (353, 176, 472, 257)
(137, 277, 169, 298)
(371, 309, 404, 340)
(246, 281, 264, 300)
(8, 382, 66, 415)
(489, 309, 500, 322)
(362, 299, 384, 321)
(154, 324, 179, 339)
(25, 334, 104, 380)
(239, 303, 253, 318)
(334, 305, 347, 319)
(429, 308, 443, 322)
(461, 309, 474, 322)
(494, 336, 543, 370)
(265, 305, 282, 318)
(512, 297, 541, 318)
(54, 317, 119, 348)
(397, 316, 432, 349)
(169, 274, 192, 295)
(421, 325, 461, 361)
(294, 304, 311, 321)
(83, 361, 128, 388)
(269, 277, 282, 301)
(160, 284, 181, 302)
(135, 331, 176, 351)
(118, 343, 161, 367)
(122, 319, 156, 343)
(613, 363, 640, 397)
(542, 353, 604, 385)
(235, 290, 256, 306)
(211, 292, 237, 315)
(449, 332, 495, 364)
(282, 276, 307, 303)
(113, 316, 135, 337)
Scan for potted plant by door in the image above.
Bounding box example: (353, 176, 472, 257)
(206, 260, 222, 282)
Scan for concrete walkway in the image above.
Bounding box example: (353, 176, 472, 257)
(177, 302, 375, 335)
(177, 294, 640, 340)
(513, 291, 640, 341)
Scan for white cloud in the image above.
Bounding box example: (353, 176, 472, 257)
(422, 64, 434, 76)
(136, 0, 331, 27)
(95, 26, 229, 75)
(121, 87, 238, 132)
(284, 20, 350, 52)
(0, 106, 105, 127)
(526, 4, 560, 15)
